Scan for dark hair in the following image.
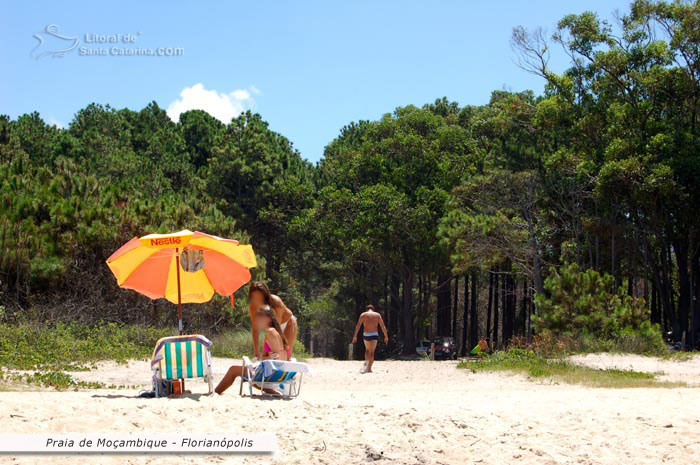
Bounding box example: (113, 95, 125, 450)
(256, 305, 289, 349)
(249, 281, 272, 306)
(365, 304, 374, 311)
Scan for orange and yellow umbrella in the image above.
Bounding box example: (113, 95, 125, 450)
(106, 230, 256, 333)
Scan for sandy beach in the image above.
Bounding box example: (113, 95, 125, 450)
(2, 355, 700, 465)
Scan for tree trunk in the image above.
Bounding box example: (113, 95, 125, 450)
(674, 238, 691, 342)
(423, 273, 432, 338)
(461, 274, 469, 356)
(383, 274, 389, 326)
(610, 209, 617, 283)
(663, 241, 678, 337)
(502, 268, 515, 344)
(493, 267, 500, 348)
(469, 271, 479, 350)
(521, 280, 528, 337)
(652, 239, 676, 336)
(353, 294, 364, 360)
(690, 248, 700, 349)
(627, 276, 634, 297)
(401, 270, 416, 354)
(418, 273, 424, 335)
(486, 270, 493, 347)
(436, 272, 452, 336)
(651, 279, 660, 325)
(501, 271, 509, 344)
(390, 274, 401, 339)
(452, 275, 459, 339)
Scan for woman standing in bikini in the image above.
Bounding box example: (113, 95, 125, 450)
(215, 305, 288, 394)
(248, 282, 298, 359)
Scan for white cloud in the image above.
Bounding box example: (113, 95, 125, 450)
(48, 117, 64, 129)
(231, 89, 251, 101)
(166, 83, 257, 123)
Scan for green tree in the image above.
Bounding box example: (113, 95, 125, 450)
(534, 262, 661, 348)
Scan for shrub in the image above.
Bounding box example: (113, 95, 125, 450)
(0, 322, 170, 371)
(533, 263, 665, 354)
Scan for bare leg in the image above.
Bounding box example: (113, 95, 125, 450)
(284, 316, 298, 358)
(364, 339, 378, 372)
(367, 340, 378, 372)
(362, 339, 370, 372)
(215, 365, 243, 395)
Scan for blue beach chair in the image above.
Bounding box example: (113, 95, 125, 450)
(239, 356, 311, 398)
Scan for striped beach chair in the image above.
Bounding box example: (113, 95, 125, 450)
(151, 335, 213, 397)
(240, 356, 311, 399)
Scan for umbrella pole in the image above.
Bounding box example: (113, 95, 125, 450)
(175, 248, 185, 392)
(176, 248, 183, 335)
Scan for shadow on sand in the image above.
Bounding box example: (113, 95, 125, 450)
(92, 391, 293, 402)
(91, 392, 208, 401)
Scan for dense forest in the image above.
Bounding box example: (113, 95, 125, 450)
(2, 1, 699, 356)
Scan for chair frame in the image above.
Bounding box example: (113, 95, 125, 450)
(151, 336, 214, 397)
(239, 356, 304, 399)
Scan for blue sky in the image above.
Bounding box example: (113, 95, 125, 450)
(2, 1, 631, 163)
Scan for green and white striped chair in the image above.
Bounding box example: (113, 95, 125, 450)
(151, 335, 213, 397)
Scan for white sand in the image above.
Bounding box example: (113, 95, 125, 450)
(1, 355, 700, 465)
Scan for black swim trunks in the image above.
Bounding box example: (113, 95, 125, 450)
(363, 332, 379, 341)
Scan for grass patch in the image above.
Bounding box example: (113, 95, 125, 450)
(459, 349, 685, 388)
(14, 371, 105, 390)
(658, 351, 695, 362)
(0, 322, 170, 371)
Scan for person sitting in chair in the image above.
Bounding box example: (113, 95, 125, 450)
(215, 305, 289, 395)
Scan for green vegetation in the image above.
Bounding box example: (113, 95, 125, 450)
(2, 1, 700, 359)
(544, 332, 667, 357)
(211, 329, 310, 360)
(459, 349, 684, 388)
(507, 331, 668, 359)
(0, 322, 169, 371)
(4, 371, 105, 390)
(532, 263, 666, 354)
(0, 322, 167, 389)
(0, 106, 310, 330)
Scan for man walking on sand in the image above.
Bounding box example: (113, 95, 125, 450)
(352, 305, 388, 373)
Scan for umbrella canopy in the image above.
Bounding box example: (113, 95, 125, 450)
(106, 229, 256, 333)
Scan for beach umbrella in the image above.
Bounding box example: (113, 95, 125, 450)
(106, 229, 257, 334)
